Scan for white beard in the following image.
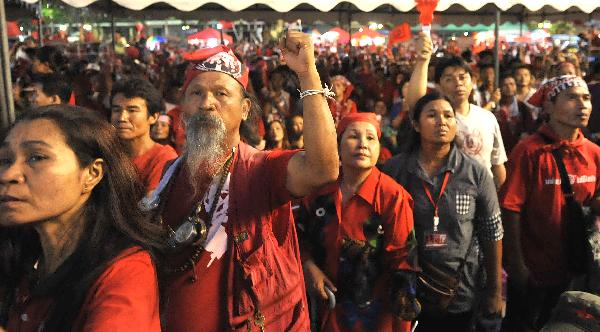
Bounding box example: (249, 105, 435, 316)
(183, 112, 227, 195)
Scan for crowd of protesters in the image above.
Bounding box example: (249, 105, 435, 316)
(1, 26, 600, 332)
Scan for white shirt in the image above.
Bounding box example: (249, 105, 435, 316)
(455, 104, 508, 172)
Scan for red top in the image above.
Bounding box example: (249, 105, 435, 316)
(499, 124, 600, 285)
(301, 167, 416, 332)
(132, 143, 177, 193)
(7, 247, 160, 332)
(162, 143, 309, 331)
(167, 106, 186, 155)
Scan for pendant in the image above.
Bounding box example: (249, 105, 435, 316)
(173, 219, 198, 245)
(167, 216, 208, 248)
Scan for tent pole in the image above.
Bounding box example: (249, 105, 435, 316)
(38, 0, 44, 46)
(109, 0, 115, 53)
(494, 8, 500, 89)
(347, 5, 352, 64)
(0, 0, 15, 131)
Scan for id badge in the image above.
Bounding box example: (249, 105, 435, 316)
(424, 231, 448, 249)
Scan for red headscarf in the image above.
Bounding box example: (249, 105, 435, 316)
(527, 75, 588, 107)
(336, 112, 381, 139)
(182, 45, 249, 93)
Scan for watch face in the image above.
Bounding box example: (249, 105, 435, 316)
(174, 219, 198, 244)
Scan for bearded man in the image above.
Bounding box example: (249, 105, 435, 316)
(140, 32, 339, 331)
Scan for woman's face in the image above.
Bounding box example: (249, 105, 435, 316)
(414, 99, 456, 145)
(0, 119, 95, 226)
(151, 120, 170, 140)
(340, 121, 380, 170)
(268, 121, 285, 142)
(332, 80, 346, 97)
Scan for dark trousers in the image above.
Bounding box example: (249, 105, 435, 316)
(416, 311, 474, 332)
(501, 279, 568, 332)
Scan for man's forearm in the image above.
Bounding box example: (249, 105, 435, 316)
(406, 59, 430, 110)
(502, 209, 528, 279)
(298, 69, 339, 182)
(491, 164, 506, 189)
(481, 239, 503, 293)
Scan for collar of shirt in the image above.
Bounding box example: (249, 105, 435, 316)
(538, 123, 588, 166)
(350, 166, 381, 205)
(538, 123, 585, 148)
(407, 144, 461, 184)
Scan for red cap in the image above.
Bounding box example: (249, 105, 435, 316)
(336, 112, 381, 139)
(182, 45, 249, 93)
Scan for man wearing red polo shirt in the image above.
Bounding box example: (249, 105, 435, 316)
(111, 78, 177, 193)
(500, 75, 600, 331)
(140, 32, 339, 331)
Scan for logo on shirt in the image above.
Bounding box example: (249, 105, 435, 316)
(544, 175, 596, 185)
(456, 128, 483, 156)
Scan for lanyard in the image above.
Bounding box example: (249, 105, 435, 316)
(421, 171, 451, 232)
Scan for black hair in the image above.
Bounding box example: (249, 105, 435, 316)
(33, 46, 69, 74)
(111, 77, 165, 117)
(404, 91, 453, 153)
(434, 55, 472, 83)
(31, 73, 72, 103)
(0, 105, 165, 330)
(513, 63, 533, 75)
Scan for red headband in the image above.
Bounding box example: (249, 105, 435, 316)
(336, 112, 381, 139)
(182, 45, 249, 93)
(527, 75, 587, 107)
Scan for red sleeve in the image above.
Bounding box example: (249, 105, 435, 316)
(147, 146, 178, 192)
(264, 149, 299, 206)
(498, 140, 532, 213)
(381, 180, 418, 272)
(80, 250, 160, 332)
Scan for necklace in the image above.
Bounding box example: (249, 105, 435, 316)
(164, 150, 235, 279)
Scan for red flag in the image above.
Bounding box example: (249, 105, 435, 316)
(7, 21, 20, 38)
(388, 23, 412, 48)
(219, 20, 234, 29)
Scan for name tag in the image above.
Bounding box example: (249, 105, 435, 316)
(424, 232, 448, 249)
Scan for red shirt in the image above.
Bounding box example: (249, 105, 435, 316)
(167, 106, 186, 155)
(301, 167, 416, 332)
(7, 247, 160, 332)
(499, 124, 600, 285)
(162, 143, 309, 331)
(132, 143, 177, 193)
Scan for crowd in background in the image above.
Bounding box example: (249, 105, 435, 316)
(3, 28, 600, 332)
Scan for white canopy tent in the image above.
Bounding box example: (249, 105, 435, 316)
(1, 0, 600, 129)
(15, 0, 600, 14)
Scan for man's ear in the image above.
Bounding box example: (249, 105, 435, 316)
(51, 95, 62, 105)
(241, 98, 251, 121)
(82, 158, 104, 194)
(148, 111, 159, 125)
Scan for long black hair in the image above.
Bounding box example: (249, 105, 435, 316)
(403, 91, 454, 153)
(0, 105, 166, 330)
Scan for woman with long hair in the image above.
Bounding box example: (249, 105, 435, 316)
(297, 112, 419, 332)
(0, 105, 164, 331)
(383, 92, 503, 331)
(265, 119, 291, 150)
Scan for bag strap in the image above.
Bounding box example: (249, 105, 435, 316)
(537, 132, 575, 198)
(551, 148, 576, 198)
